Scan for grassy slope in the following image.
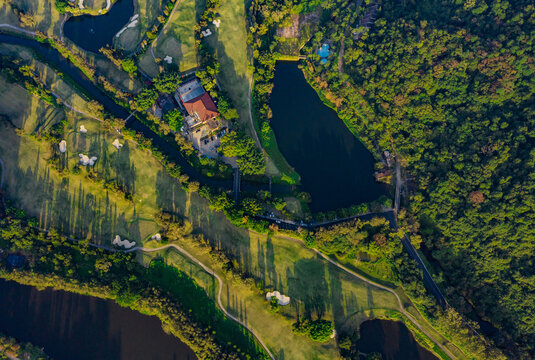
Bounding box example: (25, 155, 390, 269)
(206, 0, 250, 130)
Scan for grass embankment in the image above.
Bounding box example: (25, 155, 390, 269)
(137, 0, 202, 76)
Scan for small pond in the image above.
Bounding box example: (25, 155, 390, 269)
(356, 319, 438, 360)
(270, 62, 387, 212)
(0, 279, 197, 360)
(63, 0, 134, 53)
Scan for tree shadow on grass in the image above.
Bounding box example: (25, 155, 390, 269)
(286, 257, 329, 320)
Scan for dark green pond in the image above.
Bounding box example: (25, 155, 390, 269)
(0, 279, 196, 360)
(270, 62, 387, 212)
(356, 319, 438, 360)
(63, 0, 134, 53)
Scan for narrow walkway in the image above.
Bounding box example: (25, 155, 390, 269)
(0, 24, 36, 36)
(276, 234, 458, 360)
(127, 244, 276, 360)
(150, 0, 183, 62)
(394, 159, 448, 307)
(247, 75, 262, 149)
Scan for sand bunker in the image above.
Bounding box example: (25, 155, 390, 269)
(79, 154, 97, 166)
(112, 138, 123, 149)
(151, 233, 162, 241)
(163, 55, 173, 64)
(112, 235, 136, 249)
(59, 140, 67, 153)
(79, 125, 87, 133)
(201, 29, 212, 37)
(212, 19, 221, 28)
(266, 291, 290, 306)
(116, 14, 139, 37)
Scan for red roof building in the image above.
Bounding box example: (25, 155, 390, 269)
(183, 92, 219, 122)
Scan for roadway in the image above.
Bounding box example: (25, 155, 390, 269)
(394, 159, 448, 308)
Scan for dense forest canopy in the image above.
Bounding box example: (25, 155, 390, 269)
(297, 0, 535, 355)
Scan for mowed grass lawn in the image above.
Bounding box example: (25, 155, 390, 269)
(205, 0, 250, 129)
(140, 226, 401, 359)
(115, 0, 169, 52)
(141, 169, 401, 359)
(0, 0, 63, 36)
(152, 0, 202, 72)
(0, 75, 169, 244)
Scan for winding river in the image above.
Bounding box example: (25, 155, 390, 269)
(0, 279, 196, 360)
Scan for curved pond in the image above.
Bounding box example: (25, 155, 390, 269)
(64, 0, 134, 53)
(270, 62, 387, 212)
(356, 319, 438, 360)
(0, 279, 196, 360)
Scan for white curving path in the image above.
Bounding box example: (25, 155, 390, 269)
(126, 244, 276, 360)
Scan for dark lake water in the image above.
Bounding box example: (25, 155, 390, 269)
(0, 279, 196, 360)
(64, 0, 134, 53)
(356, 319, 438, 360)
(269, 62, 387, 212)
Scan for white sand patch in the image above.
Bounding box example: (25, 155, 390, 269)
(112, 235, 136, 249)
(330, 329, 336, 339)
(266, 291, 290, 306)
(201, 29, 212, 37)
(79, 154, 97, 166)
(151, 233, 162, 241)
(79, 125, 87, 133)
(78, 0, 84, 9)
(212, 19, 221, 28)
(59, 140, 67, 153)
(112, 138, 123, 149)
(116, 15, 139, 37)
(163, 55, 173, 64)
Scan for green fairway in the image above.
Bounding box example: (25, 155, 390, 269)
(153, 0, 201, 71)
(205, 0, 250, 130)
(138, 0, 203, 76)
